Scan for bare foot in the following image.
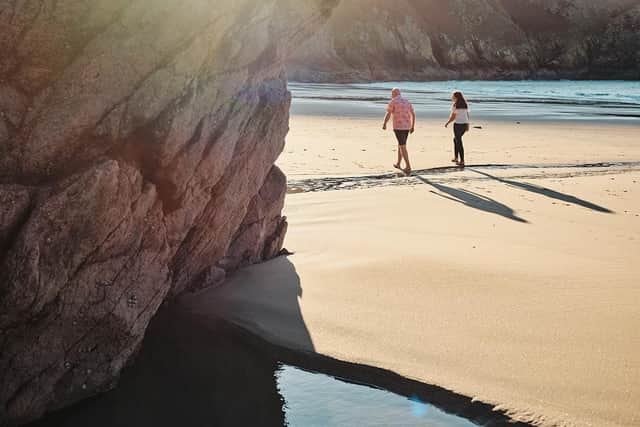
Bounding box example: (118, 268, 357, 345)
(404, 168, 412, 176)
(393, 164, 402, 170)
(459, 161, 465, 169)
(451, 158, 458, 163)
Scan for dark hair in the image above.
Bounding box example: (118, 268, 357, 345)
(453, 91, 468, 109)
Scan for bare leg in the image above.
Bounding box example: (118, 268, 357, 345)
(400, 145, 411, 173)
(395, 147, 402, 168)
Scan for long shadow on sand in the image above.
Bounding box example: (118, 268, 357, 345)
(185, 257, 532, 426)
(470, 169, 614, 213)
(414, 175, 528, 223)
(29, 257, 532, 427)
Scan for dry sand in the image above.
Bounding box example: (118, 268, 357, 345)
(182, 116, 640, 427)
(279, 116, 640, 179)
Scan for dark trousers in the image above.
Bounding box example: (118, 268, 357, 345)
(453, 123, 467, 162)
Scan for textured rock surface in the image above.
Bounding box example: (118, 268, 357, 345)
(0, 0, 336, 425)
(288, 0, 640, 81)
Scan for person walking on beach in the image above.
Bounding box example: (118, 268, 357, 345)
(445, 91, 470, 168)
(383, 88, 415, 175)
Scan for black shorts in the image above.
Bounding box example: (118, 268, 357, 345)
(394, 130, 410, 146)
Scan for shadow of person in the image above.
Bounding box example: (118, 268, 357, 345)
(414, 175, 528, 223)
(470, 169, 614, 213)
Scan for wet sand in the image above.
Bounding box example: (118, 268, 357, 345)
(183, 115, 640, 427)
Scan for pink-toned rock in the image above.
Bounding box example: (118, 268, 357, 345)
(0, 0, 337, 425)
(224, 166, 290, 270)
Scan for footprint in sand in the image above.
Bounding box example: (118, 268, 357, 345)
(287, 187, 304, 194)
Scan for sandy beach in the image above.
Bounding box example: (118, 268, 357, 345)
(280, 115, 640, 180)
(5, 2, 640, 425)
(181, 103, 640, 427)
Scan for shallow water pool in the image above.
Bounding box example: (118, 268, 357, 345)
(29, 309, 511, 427)
(277, 365, 476, 427)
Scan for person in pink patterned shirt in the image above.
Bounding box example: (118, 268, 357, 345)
(383, 88, 415, 175)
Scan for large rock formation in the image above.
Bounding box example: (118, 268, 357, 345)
(288, 0, 640, 81)
(0, 0, 336, 425)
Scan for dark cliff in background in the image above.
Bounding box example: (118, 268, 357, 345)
(288, 0, 640, 82)
(0, 0, 336, 425)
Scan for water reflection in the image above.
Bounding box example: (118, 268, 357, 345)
(276, 365, 475, 427)
(29, 307, 503, 427)
(28, 309, 286, 427)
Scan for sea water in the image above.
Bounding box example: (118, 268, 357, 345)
(290, 80, 640, 122)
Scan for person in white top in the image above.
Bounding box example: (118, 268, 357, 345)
(444, 91, 470, 168)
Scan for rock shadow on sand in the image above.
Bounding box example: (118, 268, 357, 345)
(414, 175, 528, 223)
(210, 256, 534, 426)
(191, 255, 315, 352)
(28, 256, 533, 427)
(470, 169, 614, 213)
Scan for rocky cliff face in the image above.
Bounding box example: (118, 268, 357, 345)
(0, 0, 336, 425)
(288, 0, 640, 81)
